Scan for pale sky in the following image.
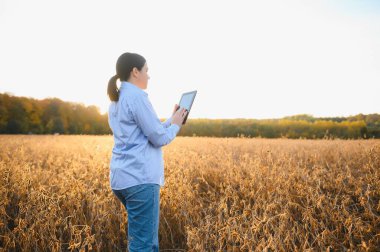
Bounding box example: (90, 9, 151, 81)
(0, 0, 379, 119)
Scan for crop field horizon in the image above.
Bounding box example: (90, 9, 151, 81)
(0, 135, 379, 251)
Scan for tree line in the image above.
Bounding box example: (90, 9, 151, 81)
(0, 93, 109, 134)
(0, 93, 379, 139)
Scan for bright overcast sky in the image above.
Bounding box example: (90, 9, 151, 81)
(0, 0, 379, 119)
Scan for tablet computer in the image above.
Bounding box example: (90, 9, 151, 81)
(176, 90, 197, 125)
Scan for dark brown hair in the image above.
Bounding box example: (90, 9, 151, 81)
(107, 52, 146, 101)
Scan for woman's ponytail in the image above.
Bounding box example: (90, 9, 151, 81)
(107, 74, 119, 102)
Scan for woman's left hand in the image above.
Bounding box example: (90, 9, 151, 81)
(172, 104, 180, 116)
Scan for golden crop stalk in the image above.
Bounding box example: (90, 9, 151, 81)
(0, 135, 379, 251)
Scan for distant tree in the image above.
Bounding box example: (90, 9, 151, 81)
(46, 117, 65, 134)
(283, 114, 315, 122)
(0, 92, 379, 138)
(6, 98, 29, 133)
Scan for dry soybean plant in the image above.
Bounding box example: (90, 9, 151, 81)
(0, 135, 379, 251)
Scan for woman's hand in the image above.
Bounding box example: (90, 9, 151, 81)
(172, 107, 188, 127)
(172, 104, 180, 116)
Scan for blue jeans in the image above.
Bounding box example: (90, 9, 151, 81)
(113, 183, 160, 252)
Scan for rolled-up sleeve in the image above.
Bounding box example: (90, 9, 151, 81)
(131, 95, 180, 148)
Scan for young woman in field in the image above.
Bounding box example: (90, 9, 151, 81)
(107, 52, 187, 252)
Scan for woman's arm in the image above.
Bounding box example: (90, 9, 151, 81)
(162, 117, 172, 128)
(131, 95, 180, 148)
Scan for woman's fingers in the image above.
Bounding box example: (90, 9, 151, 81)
(172, 104, 180, 115)
(174, 108, 187, 119)
(175, 107, 183, 116)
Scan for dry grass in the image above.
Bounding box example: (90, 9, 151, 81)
(0, 135, 379, 251)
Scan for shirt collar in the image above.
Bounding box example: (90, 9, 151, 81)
(120, 81, 148, 96)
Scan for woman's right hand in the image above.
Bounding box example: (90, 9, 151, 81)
(171, 107, 188, 127)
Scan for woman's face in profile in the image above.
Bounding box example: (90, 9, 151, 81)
(137, 63, 150, 89)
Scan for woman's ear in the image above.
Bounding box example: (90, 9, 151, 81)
(131, 67, 139, 78)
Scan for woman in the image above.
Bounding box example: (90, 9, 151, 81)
(107, 52, 187, 252)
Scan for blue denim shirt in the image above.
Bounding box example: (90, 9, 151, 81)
(108, 81, 181, 190)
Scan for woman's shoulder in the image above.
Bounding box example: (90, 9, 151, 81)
(120, 89, 149, 112)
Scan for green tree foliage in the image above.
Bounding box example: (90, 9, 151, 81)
(0, 93, 379, 138)
(0, 93, 109, 134)
(179, 117, 378, 139)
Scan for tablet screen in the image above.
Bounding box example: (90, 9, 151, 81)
(180, 93, 195, 110)
(178, 90, 197, 124)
